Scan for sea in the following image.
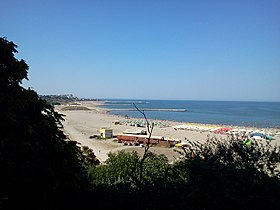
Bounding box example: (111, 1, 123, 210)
(100, 100, 280, 128)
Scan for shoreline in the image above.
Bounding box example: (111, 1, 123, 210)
(96, 101, 280, 132)
(109, 111, 280, 131)
(56, 101, 280, 163)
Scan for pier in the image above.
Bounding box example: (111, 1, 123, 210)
(108, 108, 187, 112)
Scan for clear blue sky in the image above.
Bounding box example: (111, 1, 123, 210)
(1, 0, 280, 101)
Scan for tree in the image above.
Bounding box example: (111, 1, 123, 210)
(89, 151, 139, 187)
(174, 136, 280, 209)
(88, 150, 176, 209)
(0, 37, 88, 209)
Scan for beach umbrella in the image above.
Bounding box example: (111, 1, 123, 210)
(221, 127, 232, 132)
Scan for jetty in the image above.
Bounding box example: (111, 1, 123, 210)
(108, 108, 187, 112)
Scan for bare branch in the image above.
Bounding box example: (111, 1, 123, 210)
(133, 103, 153, 134)
(133, 103, 155, 188)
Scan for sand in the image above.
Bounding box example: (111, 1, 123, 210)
(56, 101, 280, 163)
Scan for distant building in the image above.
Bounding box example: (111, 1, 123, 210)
(100, 128, 113, 139)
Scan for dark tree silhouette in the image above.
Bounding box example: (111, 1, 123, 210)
(0, 37, 87, 209)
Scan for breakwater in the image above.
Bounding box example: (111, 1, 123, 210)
(102, 100, 280, 128)
(108, 108, 187, 112)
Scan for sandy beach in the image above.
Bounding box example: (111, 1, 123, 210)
(56, 101, 280, 163)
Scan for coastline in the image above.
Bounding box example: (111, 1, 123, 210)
(56, 101, 280, 163)
(99, 100, 280, 129)
(99, 100, 280, 132)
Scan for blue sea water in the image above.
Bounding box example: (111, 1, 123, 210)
(101, 100, 280, 128)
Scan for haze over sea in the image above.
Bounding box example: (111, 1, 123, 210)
(102, 100, 280, 128)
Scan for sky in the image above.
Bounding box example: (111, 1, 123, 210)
(1, 0, 280, 101)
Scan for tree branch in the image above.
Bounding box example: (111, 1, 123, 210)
(133, 103, 154, 188)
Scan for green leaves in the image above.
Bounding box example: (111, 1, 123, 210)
(89, 151, 139, 187)
(88, 138, 280, 209)
(182, 136, 280, 177)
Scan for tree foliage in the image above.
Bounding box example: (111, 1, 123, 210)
(0, 37, 89, 209)
(175, 136, 280, 209)
(88, 137, 280, 209)
(182, 136, 280, 177)
(89, 151, 139, 188)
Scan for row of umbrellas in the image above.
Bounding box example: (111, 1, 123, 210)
(117, 119, 169, 127)
(173, 124, 279, 137)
